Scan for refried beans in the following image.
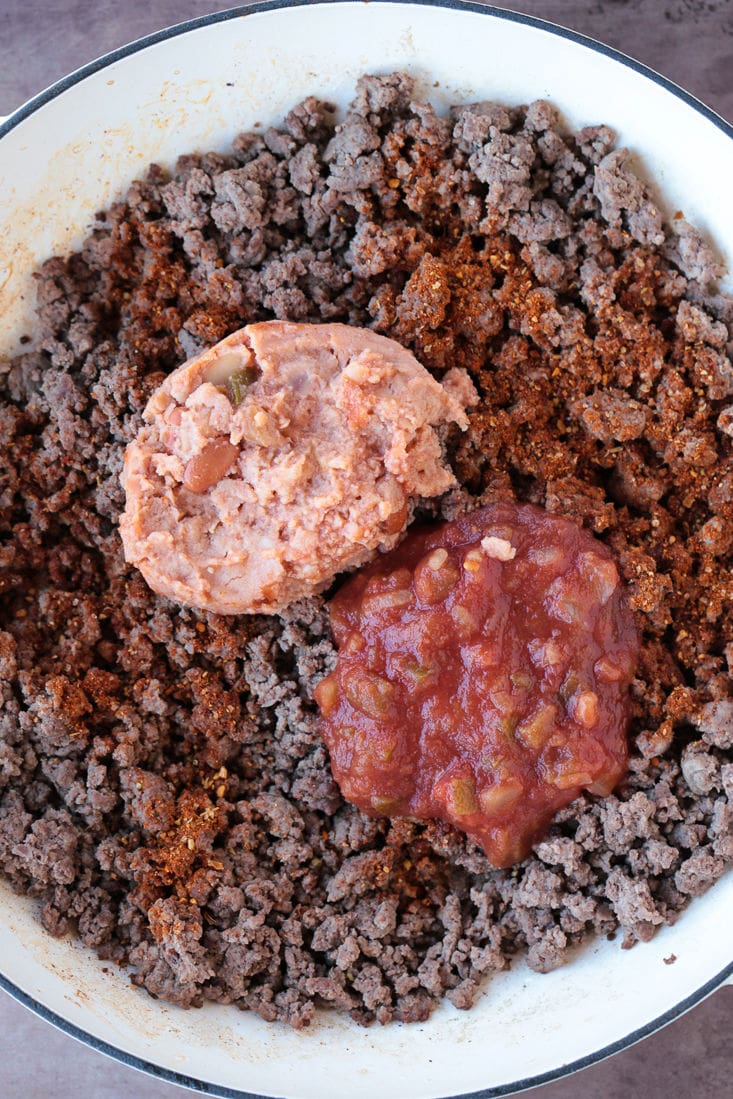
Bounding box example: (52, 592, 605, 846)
(120, 321, 476, 614)
(0, 73, 731, 1027)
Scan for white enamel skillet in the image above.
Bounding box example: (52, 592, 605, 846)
(0, 3, 731, 1097)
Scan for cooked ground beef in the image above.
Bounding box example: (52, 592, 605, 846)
(0, 72, 731, 1028)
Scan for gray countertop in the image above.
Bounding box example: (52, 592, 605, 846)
(0, 2, 731, 1097)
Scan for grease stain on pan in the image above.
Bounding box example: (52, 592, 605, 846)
(0, 884, 255, 1066)
(0, 79, 230, 357)
(0, 48, 358, 356)
(0, 64, 300, 353)
(0, 125, 142, 356)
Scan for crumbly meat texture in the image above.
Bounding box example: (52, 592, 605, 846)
(0, 73, 731, 1028)
(120, 321, 474, 614)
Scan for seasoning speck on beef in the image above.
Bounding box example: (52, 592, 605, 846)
(0, 71, 731, 1028)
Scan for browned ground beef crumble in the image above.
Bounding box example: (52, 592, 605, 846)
(0, 73, 731, 1028)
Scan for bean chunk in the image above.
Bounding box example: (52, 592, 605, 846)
(316, 502, 639, 867)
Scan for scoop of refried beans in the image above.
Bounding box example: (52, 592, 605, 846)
(0, 72, 731, 1029)
(120, 321, 476, 614)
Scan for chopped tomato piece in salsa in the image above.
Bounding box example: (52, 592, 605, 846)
(315, 502, 639, 867)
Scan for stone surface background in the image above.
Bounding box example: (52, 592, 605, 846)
(0, 1, 731, 1096)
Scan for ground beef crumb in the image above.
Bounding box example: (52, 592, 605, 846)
(0, 71, 730, 1027)
(696, 700, 733, 749)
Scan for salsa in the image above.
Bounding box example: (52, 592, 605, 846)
(316, 502, 639, 867)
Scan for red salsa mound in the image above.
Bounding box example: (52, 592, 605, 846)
(316, 502, 640, 867)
